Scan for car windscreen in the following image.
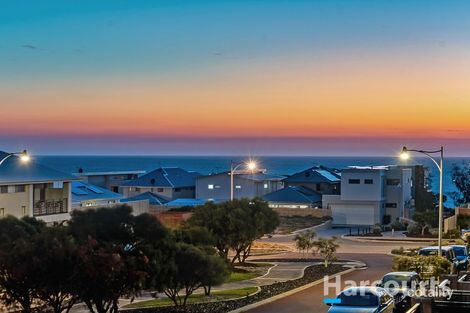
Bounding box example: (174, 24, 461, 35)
(336, 292, 379, 307)
(419, 249, 444, 257)
(453, 247, 467, 257)
(383, 275, 414, 287)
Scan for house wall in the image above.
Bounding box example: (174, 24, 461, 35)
(285, 182, 339, 194)
(384, 168, 412, 220)
(340, 170, 385, 201)
(323, 194, 383, 226)
(0, 184, 30, 218)
(196, 174, 282, 200)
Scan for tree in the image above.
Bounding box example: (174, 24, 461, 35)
(164, 243, 229, 306)
(294, 230, 316, 257)
(451, 163, 470, 207)
(313, 237, 339, 268)
(188, 198, 279, 265)
(0, 216, 46, 313)
(412, 210, 438, 235)
(69, 206, 169, 313)
(32, 226, 79, 313)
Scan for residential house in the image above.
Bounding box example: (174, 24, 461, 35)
(71, 181, 123, 210)
(0, 151, 78, 223)
(74, 170, 145, 193)
(120, 167, 201, 201)
(262, 185, 322, 209)
(322, 165, 413, 227)
(196, 171, 284, 201)
(283, 166, 341, 195)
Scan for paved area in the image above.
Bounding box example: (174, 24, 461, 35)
(246, 253, 393, 313)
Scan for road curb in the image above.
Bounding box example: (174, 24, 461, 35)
(340, 234, 435, 244)
(228, 265, 363, 313)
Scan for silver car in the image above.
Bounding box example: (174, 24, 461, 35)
(327, 286, 395, 313)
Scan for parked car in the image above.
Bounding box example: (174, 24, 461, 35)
(418, 246, 460, 273)
(378, 272, 419, 312)
(327, 286, 395, 313)
(449, 245, 469, 271)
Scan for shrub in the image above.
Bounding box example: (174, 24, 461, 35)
(444, 229, 461, 239)
(372, 224, 382, 235)
(407, 224, 422, 236)
(392, 255, 451, 280)
(390, 220, 407, 231)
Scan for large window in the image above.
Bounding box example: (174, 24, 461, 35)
(0, 186, 7, 193)
(15, 185, 26, 193)
(364, 179, 374, 185)
(208, 184, 214, 190)
(348, 179, 360, 184)
(385, 203, 397, 208)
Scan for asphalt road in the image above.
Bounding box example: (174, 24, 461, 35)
(246, 253, 393, 313)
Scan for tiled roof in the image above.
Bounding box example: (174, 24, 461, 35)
(71, 181, 123, 203)
(121, 167, 201, 188)
(121, 192, 168, 205)
(0, 151, 78, 185)
(284, 166, 341, 184)
(263, 186, 322, 204)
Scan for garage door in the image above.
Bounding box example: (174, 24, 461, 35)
(331, 205, 376, 226)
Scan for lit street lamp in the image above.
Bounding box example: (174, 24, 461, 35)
(230, 160, 257, 201)
(0, 150, 30, 167)
(400, 146, 444, 256)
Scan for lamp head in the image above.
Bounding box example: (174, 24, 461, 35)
(247, 161, 257, 171)
(19, 150, 30, 163)
(400, 146, 410, 161)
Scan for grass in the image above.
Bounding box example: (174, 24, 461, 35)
(276, 216, 327, 234)
(124, 287, 258, 309)
(225, 270, 260, 283)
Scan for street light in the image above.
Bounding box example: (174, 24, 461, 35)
(400, 146, 444, 256)
(230, 160, 257, 201)
(0, 150, 30, 167)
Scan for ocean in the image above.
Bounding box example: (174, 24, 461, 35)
(36, 155, 470, 207)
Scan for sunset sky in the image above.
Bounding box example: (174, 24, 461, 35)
(1, 0, 470, 155)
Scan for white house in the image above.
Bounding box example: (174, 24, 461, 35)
(322, 166, 412, 227)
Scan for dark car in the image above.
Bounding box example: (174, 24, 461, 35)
(450, 245, 469, 271)
(378, 272, 419, 312)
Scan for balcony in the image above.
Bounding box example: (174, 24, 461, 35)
(33, 198, 68, 216)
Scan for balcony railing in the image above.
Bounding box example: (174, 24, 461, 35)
(33, 198, 68, 216)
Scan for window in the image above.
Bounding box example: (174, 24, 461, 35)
(22, 206, 27, 216)
(235, 185, 242, 189)
(208, 184, 214, 190)
(348, 179, 360, 184)
(174, 188, 181, 192)
(385, 203, 397, 208)
(364, 179, 374, 185)
(0, 186, 8, 193)
(264, 183, 268, 189)
(135, 187, 141, 192)
(0, 208, 4, 217)
(157, 188, 164, 192)
(15, 185, 26, 193)
(386, 179, 400, 186)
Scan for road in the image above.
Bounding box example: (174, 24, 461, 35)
(246, 227, 422, 313)
(247, 253, 392, 313)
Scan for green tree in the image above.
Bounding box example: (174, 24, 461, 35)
(294, 230, 316, 257)
(164, 243, 229, 306)
(412, 210, 438, 235)
(69, 205, 169, 313)
(0, 216, 46, 313)
(451, 163, 470, 207)
(313, 237, 339, 268)
(188, 198, 279, 265)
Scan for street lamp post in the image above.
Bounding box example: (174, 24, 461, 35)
(400, 146, 444, 256)
(0, 150, 30, 167)
(230, 160, 257, 201)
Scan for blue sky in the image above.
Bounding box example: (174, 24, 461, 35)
(1, 1, 470, 155)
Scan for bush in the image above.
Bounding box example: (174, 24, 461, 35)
(372, 224, 382, 235)
(382, 215, 391, 225)
(392, 255, 451, 280)
(444, 229, 461, 239)
(390, 220, 407, 231)
(407, 224, 422, 236)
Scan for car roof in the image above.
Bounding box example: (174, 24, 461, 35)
(450, 245, 467, 249)
(340, 286, 386, 295)
(420, 246, 453, 251)
(383, 271, 418, 277)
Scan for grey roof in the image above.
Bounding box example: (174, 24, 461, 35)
(121, 192, 168, 205)
(121, 167, 201, 188)
(72, 181, 123, 203)
(284, 166, 341, 184)
(0, 151, 78, 185)
(262, 186, 322, 204)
